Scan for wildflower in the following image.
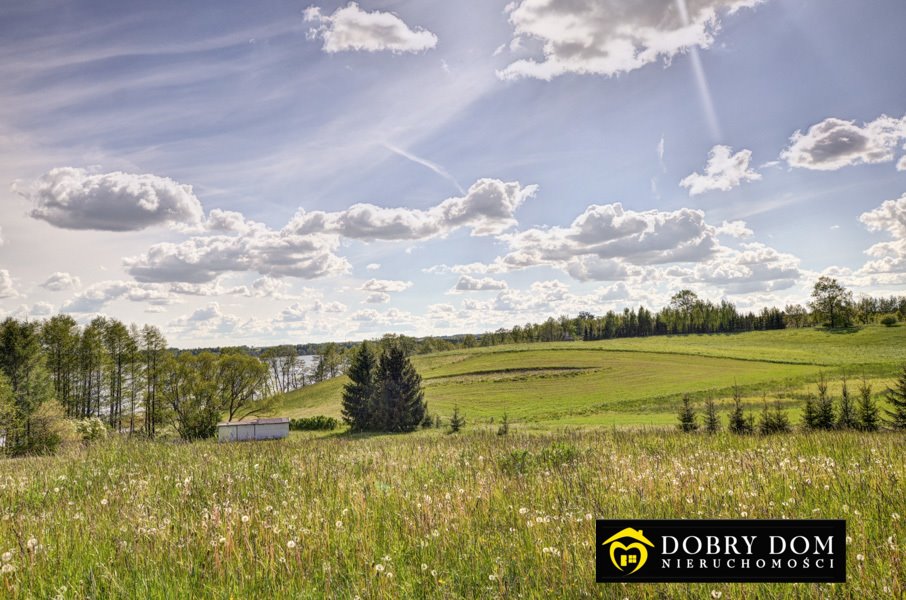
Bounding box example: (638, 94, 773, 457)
(489, 574, 497, 581)
(386, 572, 394, 579)
(287, 540, 296, 549)
(711, 591, 723, 599)
(1, 564, 15, 574)
(26, 538, 38, 550)
(519, 507, 528, 515)
(431, 569, 438, 577)
(383, 554, 391, 562)
(1, 552, 10, 563)
(856, 554, 864, 562)
(218, 537, 226, 545)
(241, 515, 250, 523)
(421, 563, 428, 571)
(893, 513, 901, 521)
(336, 520, 343, 529)
(374, 563, 385, 573)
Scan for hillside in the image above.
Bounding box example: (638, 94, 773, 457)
(275, 325, 906, 427)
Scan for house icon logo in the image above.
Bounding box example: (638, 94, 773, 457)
(601, 527, 654, 575)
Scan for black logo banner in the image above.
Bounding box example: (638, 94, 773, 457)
(596, 519, 846, 583)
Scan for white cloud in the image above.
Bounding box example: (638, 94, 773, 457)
(682, 243, 801, 294)
(715, 220, 754, 238)
(41, 271, 81, 291)
(898, 155, 906, 171)
(62, 280, 179, 313)
(781, 115, 906, 171)
(680, 145, 761, 195)
(0, 270, 18, 299)
(364, 292, 390, 304)
(366, 263, 381, 271)
(17, 168, 204, 231)
(288, 179, 537, 241)
(360, 279, 412, 293)
(453, 275, 508, 291)
(857, 194, 906, 280)
(304, 2, 437, 54)
(497, 0, 762, 81)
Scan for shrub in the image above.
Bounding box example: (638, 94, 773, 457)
(75, 417, 109, 443)
(881, 315, 898, 327)
(448, 406, 465, 433)
(289, 416, 339, 431)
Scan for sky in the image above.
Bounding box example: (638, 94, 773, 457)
(1, 0, 905, 347)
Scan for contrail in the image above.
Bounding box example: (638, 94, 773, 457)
(676, 0, 722, 142)
(382, 143, 465, 194)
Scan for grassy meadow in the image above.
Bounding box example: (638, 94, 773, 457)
(1, 326, 904, 598)
(0, 430, 904, 598)
(279, 326, 906, 426)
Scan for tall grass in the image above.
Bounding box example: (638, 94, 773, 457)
(0, 430, 903, 598)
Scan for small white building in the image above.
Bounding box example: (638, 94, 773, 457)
(217, 417, 290, 443)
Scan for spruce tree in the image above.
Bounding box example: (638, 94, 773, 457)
(885, 363, 906, 430)
(371, 345, 426, 432)
(728, 385, 752, 434)
(704, 395, 720, 434)
(497, 411, 510, 436)
(801, 394, 818, 430)
(677, 394, 698, 433)
(449, 405, 465, 433)
(814, 373, 836, 430)
(857, 375, 880, 432)
(836, 374, 858, 429)
(341, 341, 378, 432)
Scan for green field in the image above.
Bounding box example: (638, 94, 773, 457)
(1, 430, 903, 598)
(278, 326, 906, 427)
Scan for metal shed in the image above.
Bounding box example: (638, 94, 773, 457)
(217, 417, 290, 442)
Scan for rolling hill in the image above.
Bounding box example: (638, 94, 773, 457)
(275, 325, 906, 427)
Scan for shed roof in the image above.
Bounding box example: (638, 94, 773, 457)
(217, 417, 290, 427)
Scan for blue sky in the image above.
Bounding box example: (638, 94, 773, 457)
(1, 0, 905, 346)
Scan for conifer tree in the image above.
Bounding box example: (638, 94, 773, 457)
(885, 363, 906, 430)
(704, 395, 720, 434)
(836, 374, 858, 429)
(341, 341, 378, 432)
(449, 405, 465, 433)
(801, 394, 818, 430)
(677, 394, 698, 433)
(728, 384, 753, 434)
(814, 373, 836, 430)
(370, 345, 426, 432)
(857, 375, 880, 432)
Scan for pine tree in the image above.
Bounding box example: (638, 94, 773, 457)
(728, 385, 753, 434)
(836, 374, 858, 429)
(704, 395, 720, 434)
(677, 394, 698, 433)
(341, 341, 378, 432)
(449, 405, 465, 433)
(801, 394, 818, 430)
(370, 345, 426, 432)
(857, 375, 880, 432)
(814, 373, 836, 430)
(885, 363, 906, 430)
(759, 396, 792, 435)
(497, 411, 510, 436)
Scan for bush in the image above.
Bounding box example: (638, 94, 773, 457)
(75, 417, 109, 443)
(289, 416, 339, 431)
(881, 315, 898, 327)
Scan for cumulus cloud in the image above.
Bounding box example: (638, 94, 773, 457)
(857, 194, 906, 280)
(304, 2, 437, 53)
(0, 270, 18, 299)
(62, 280, 179, 313)
(360, 279, 412, 293)
(715, 220, 754, 238)
(681, 243, 801, 294)
(781, 115, 906, 171)
(497, 0, 762, 81)
(17, 168, 204, 231)
(287, 179, 536, 241)
(364, 292, 390, 304)
(453, 275, 508, 291)
(41, 271, 81, 291)
(680, 145, 761, 195)
(366, 263, 381, 271)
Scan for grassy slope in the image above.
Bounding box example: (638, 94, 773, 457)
(276, 325, 906, 427)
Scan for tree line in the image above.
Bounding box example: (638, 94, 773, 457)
(678, 365, 906, 434)
(0, 315, 274, 456)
